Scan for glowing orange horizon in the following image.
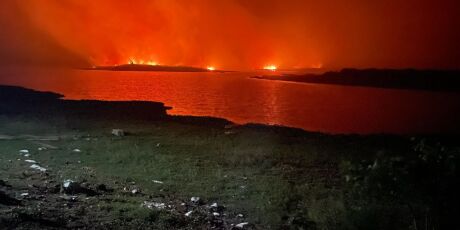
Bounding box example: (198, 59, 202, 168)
(263, 65, 277, 71)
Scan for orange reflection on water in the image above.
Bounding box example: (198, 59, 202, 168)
(1, 68, 460, 134)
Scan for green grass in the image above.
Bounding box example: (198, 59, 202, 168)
(1, 115, 458, 229)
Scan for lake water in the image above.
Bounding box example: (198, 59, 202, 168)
(1, 67, 460, 134)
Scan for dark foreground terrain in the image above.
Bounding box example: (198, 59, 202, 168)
(1, 85, 459, 229)
(254, 68, 460, 91)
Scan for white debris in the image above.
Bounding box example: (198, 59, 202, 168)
(213, 212, 220, 216)
(19, 150, 29, 154)
(30, 164, 46, 172)
(73, 149, 81, 153)
(152, 180, 164, 184)
(210, 202, 218, 208)
(185, 211, 193, 217)
(191, 197, 200, 203)
(20, 193, 29, 196)
(235, 222, 249, 228)
(24, 154, 31, 157)
(142, 201, 166, 210)
(24, 159, 37, 163)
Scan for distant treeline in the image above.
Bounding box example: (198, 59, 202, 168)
(254, 69, 460, 91)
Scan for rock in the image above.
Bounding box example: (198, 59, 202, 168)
(235, 222, 249, 228)
(210, 202, 218, 208)
(20, 193, 29, 197)
(237, 214, 244, 218)
(142, 201, 166, 210)
(191, 197, 200, 203)
(24, 154, 31, 157)
(73, 149, 81, 153)
(62, 180, 99, 196)
(30, 164, 47, 172)
(152, 180, 164, 184)
(19, 149, 29, 154)
(111, 129, 125, 137)
(24, 159, 37, 163)
(38, 147, 47, 151)
(185, 211, 193, 217)
(212, 212, 220, 216)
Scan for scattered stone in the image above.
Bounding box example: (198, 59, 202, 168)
(237, 214, 244, 218)
(191, 196, 200, 203)
(24, 159, 37, 163)
(185, 211, 193, 217)
(20, 193, 29, 197)
(24, 154, 31, 157)
(111, 129, 125, 137)
(210, 202, 218, 208)
(142, 201, 166, 210)
(19, 149, 29, 154)
(235, 222, 249, 228)
(62, 180, 99, 196)
(156, 143, 161, 147)
(152, 180, 164, 184)
(30, 164, 47, 172)
(73, 149, 81, 153)
(213, 212, 220, 216)
(131, 188, 140, 194)
(38, 147, 47, 151)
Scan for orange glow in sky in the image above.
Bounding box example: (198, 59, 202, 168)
(264, 65, 277, 71)
(1, 1, 460, 69)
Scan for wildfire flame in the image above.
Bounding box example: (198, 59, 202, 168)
(128, 58, 158, 66)
(263, 65, 277, 71)
(207, 66, 215, 71)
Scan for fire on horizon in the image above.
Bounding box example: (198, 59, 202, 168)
(1, 0, 460, 70)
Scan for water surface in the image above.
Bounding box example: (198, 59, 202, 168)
(1, 67, 459, 134)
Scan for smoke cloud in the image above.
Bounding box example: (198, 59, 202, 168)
(1, 0, 460, 69)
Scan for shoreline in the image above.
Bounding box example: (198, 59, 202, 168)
(1, 84, 459, 229)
